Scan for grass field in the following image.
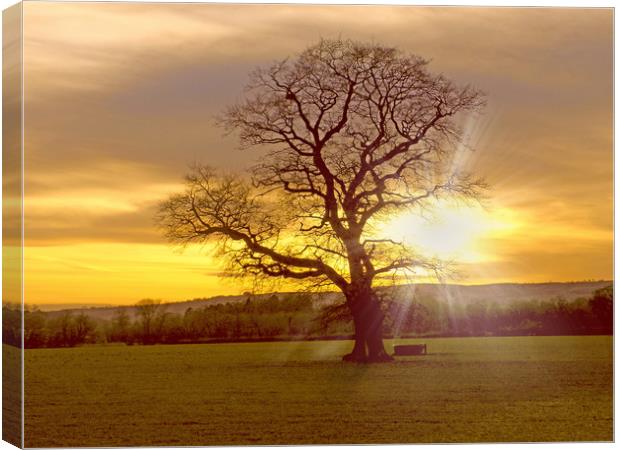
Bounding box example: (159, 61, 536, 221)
(23, 336, 612, 446)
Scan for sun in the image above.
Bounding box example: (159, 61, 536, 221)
(378, 201, 504, 264)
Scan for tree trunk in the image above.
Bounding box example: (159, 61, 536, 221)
(342, 314, 367, 362)
(342, 290, 394, 363)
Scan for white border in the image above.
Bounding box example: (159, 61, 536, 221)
(0, 1, 615, 450)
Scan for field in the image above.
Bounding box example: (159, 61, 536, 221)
(23, 336, 612, 447)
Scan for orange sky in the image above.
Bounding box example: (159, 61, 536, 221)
(14, 3, 613, 305)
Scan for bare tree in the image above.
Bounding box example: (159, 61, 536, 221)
(109, 308, 131, 343)
(159, 39, 486, 362)
(135, 299, 167, 344)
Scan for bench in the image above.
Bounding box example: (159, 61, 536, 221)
(394, 344, 427, 356)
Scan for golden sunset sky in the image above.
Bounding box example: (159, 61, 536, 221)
(16, 3, 612, 306)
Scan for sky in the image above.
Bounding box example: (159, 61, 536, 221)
(15, 3, 613, 305)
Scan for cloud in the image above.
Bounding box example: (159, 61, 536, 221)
(18, 4, 613, 302)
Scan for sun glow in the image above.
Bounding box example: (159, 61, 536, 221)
(379, 201, 518, 264)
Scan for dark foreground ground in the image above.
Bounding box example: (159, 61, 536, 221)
(22, 335, 612, 446)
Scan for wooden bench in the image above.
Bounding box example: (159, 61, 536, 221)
(394, 344, 427, 356)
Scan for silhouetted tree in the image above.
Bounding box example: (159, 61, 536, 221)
(3, 304, 22, 347)
(49, 312, 74, 347)
(158, 39, 485, 362)
(135, 299, 167, 344)
(108, 308, 132, 343)
(46, 312, 95, 347)
(73, 313, 96, 344)
(24, 308, 46, 348)
(589, 285, 613, 334)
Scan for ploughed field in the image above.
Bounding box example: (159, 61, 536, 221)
(23, 336, 612, 446)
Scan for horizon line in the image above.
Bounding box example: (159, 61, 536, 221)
(20, 279, 614, 310)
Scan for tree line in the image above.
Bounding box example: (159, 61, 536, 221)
(383, 285, 613, 337)
(3, 286, 612, 349)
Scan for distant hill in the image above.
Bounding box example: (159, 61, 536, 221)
(36, 280, 612, 322)
(387, 281, 613, 305)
